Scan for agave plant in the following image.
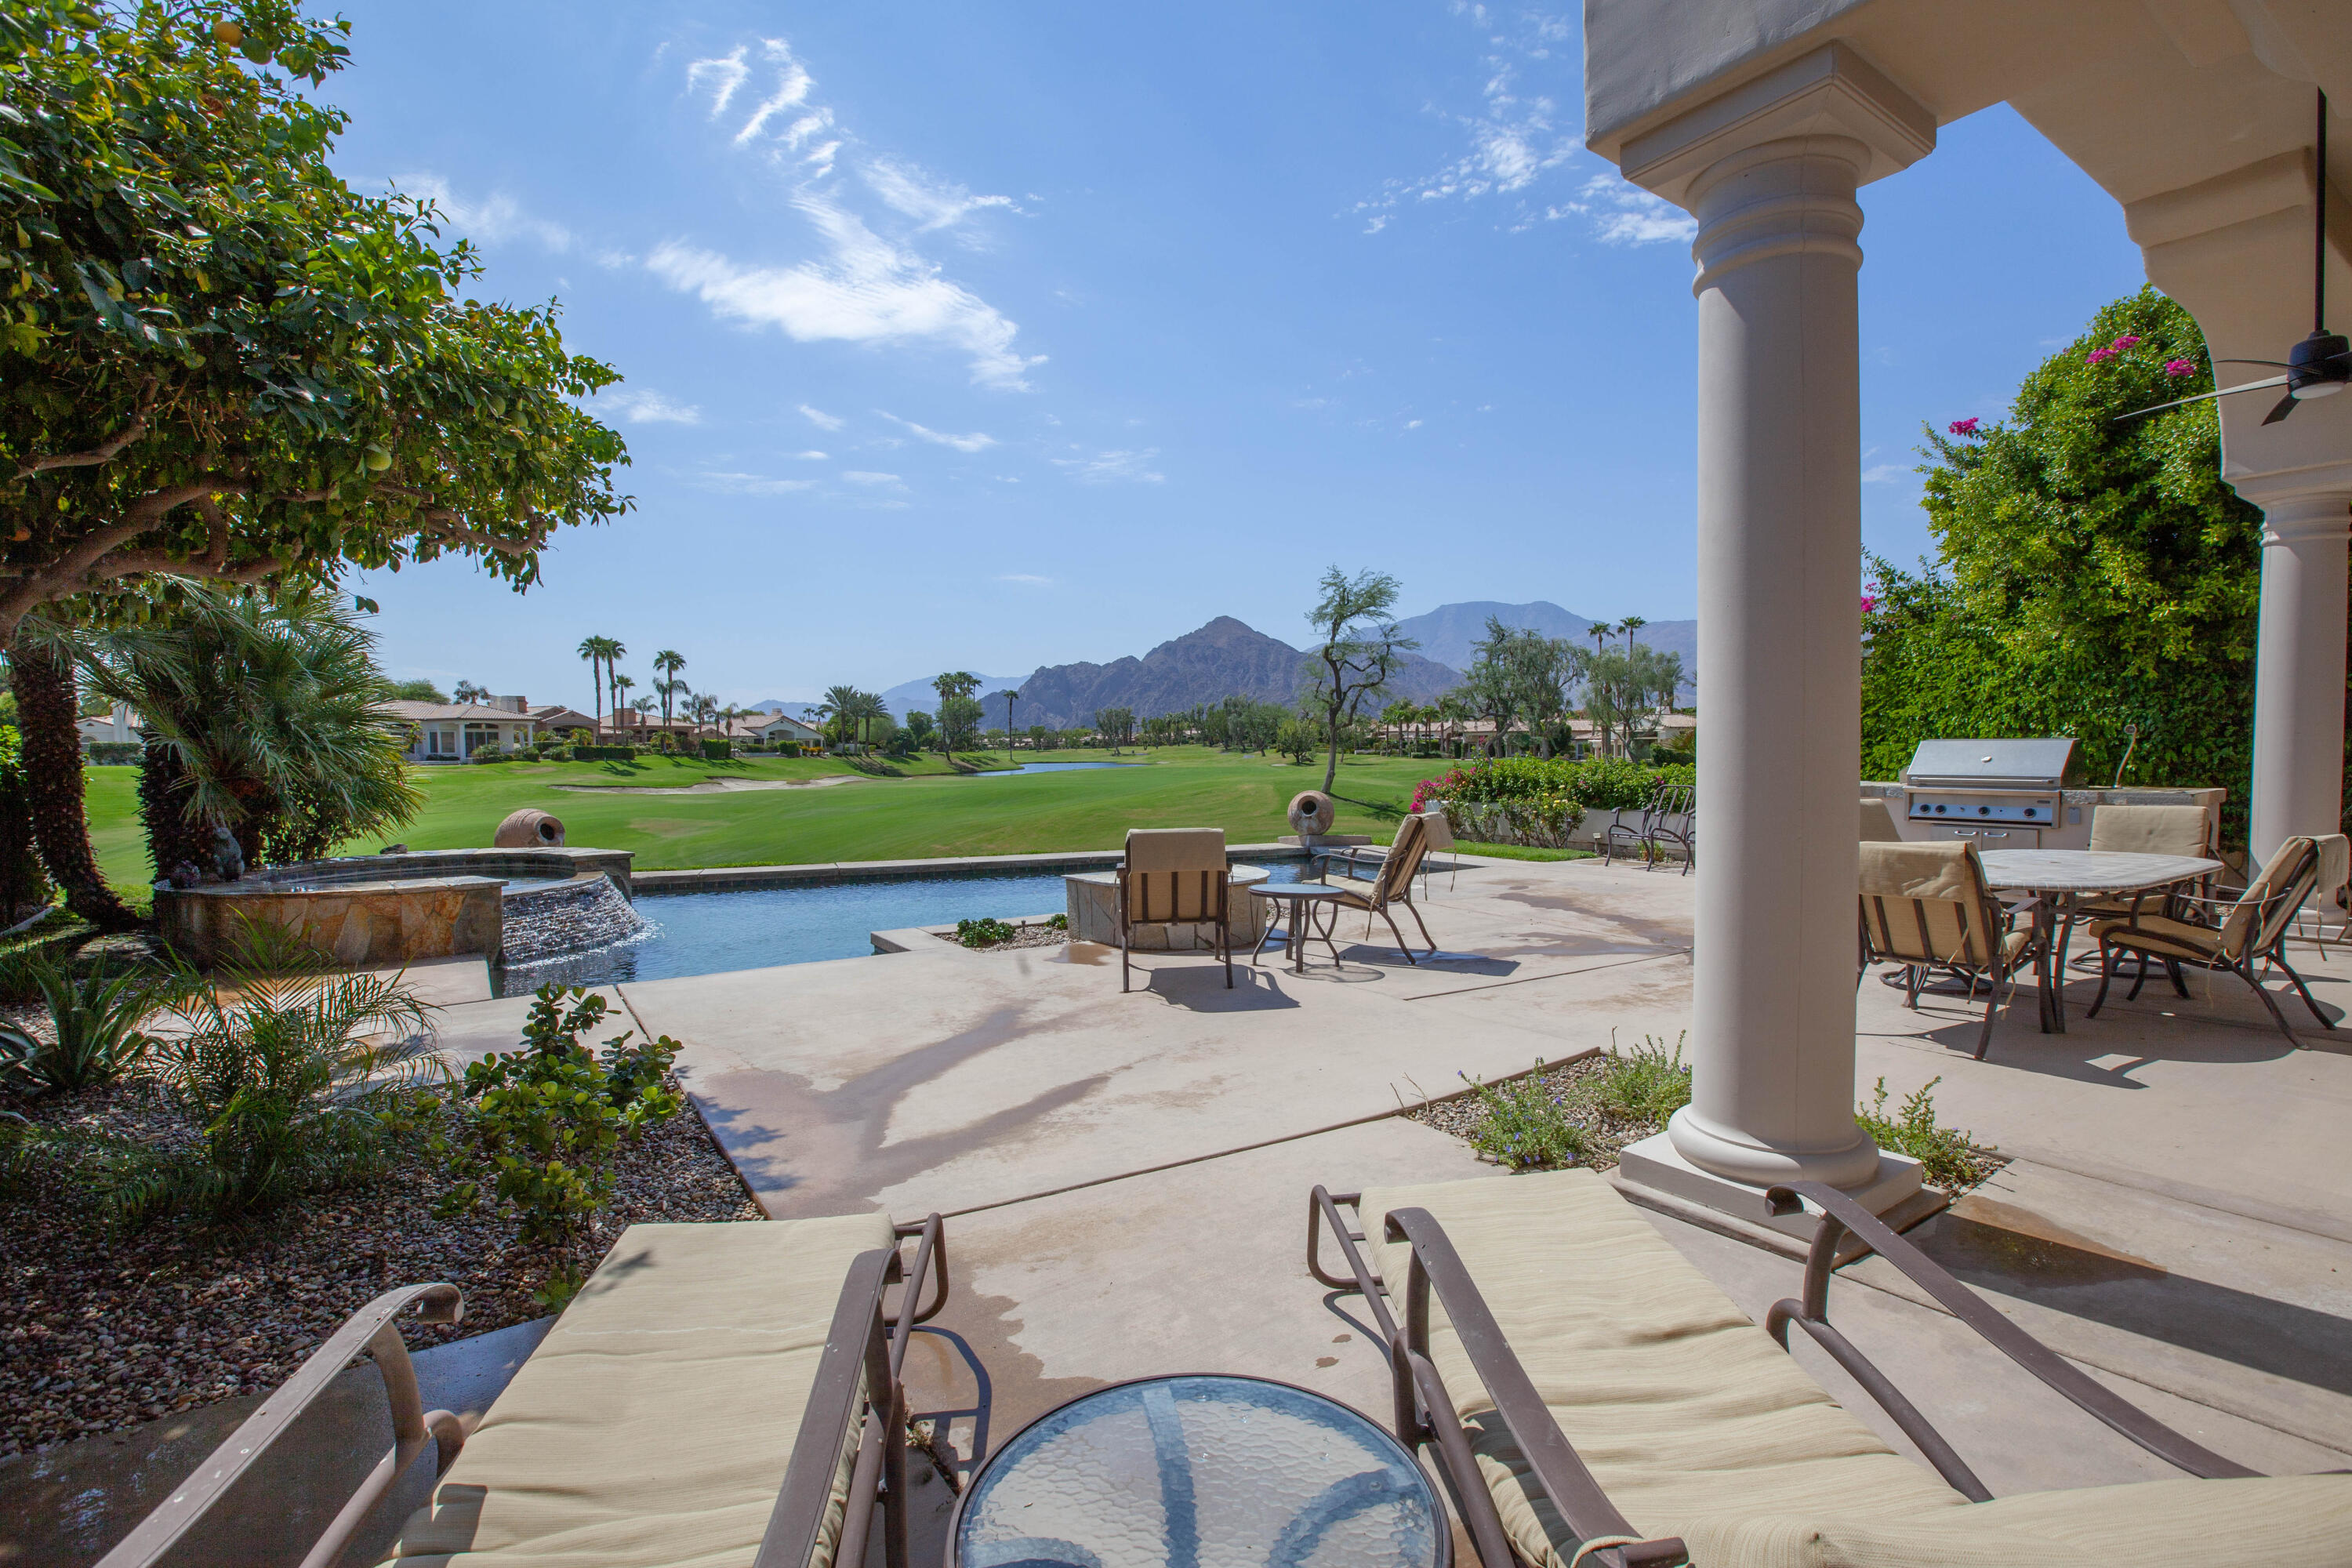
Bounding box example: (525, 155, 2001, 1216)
(100, 924, 441, 1225)
(0, 948, 192, 1096)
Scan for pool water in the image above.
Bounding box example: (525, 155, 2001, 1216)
(495, 861, 1308, 995)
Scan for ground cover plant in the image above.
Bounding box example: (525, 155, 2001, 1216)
(0, 947, 187, 1095)
(80, 746, 1439, 895)
(1855, 1075, 2000, 1191)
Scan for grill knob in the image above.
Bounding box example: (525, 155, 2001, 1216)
(1977, 806, 1989, 815)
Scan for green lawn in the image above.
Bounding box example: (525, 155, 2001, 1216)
(83, 747, 1447, 891)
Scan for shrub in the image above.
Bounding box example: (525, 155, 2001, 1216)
(82, 742, 143, 766)
(0, 948, 191, 1096)
(1856, 1076, 1993, 1192)
(1461, 1063, 1593, 1171)
(571, 744, 639, 762)
(429, 986, 682, 1253)
(1592, 1032, 1692, 1126)
(956, 916, 1018, 948)
(701, 739, 731, 760)
(467, 747, 517, 764)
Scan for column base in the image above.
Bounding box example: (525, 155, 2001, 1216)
(1611, 1131, 1945, 1264)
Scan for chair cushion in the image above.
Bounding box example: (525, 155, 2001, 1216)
(2088, 913, 2223, 964)
(379, 1211, 895, 1568)
(1323, 874, 1385, 902)
(1351, 1172, 2352, 1568)
(1356, 1172, 1968, 1565)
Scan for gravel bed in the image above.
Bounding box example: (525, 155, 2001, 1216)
(935, 924, 1071, 953)
(0, 1075, 759, 1457)
(1404, 1056, 1659, 1168)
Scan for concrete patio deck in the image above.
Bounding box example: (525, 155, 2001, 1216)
(13, 850, 2352, 1566)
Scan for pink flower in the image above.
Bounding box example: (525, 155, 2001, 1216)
(2086, 347, 2117, 364)
(1860, 595, 1878, 615)
(1947, 416, 1981, 435)
(2112, 335, 2143, 350)
(2164, 358, 2195, 377)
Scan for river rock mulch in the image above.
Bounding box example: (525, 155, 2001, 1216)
(935, 924, 1072, 953)
(0, 1075, 759, 1457)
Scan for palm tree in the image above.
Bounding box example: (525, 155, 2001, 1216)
(849, 689, 888, 750)
(79, 587, 423, 870)
(652, 649, 687, 727)
(576, 634, 622, 739)
(1620, 615, 1647, 652)
(688, 691, 719, 739)
(1588, 623, 1610, 659)
(611, 673, 635, 732)
(816, 684, 862, 750)
(999, 688, 1020, 746)
(9, 621, 137, 927)
(452, 679, 490, 705)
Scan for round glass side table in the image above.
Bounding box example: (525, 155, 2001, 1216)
(948, 1374, 1447, 1568)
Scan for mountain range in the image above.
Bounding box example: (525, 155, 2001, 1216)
(756, 600, 1697, 730)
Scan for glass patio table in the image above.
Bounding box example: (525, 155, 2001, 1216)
(1976, 848, 2223, 1032)
(949, 1374, 1447, 1568)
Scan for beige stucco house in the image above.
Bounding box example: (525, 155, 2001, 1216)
(384, 699, 539, 762)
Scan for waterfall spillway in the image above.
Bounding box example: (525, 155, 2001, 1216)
(501, 876, 652, 964)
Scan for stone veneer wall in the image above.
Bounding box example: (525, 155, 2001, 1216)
(156, 877, 505, 967)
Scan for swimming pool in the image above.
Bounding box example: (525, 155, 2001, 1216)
(494, 860, 1308, 994)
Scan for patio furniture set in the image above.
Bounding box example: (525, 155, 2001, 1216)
(105, 1160, 2352, 1566)
(1859, 800, 2342, 1054)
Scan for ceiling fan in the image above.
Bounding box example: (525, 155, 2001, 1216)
(2119, 89, 2347, 426)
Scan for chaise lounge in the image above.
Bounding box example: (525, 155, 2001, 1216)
(99, 1211, 948, 1568)
(1308, 1170, 2352, 1567)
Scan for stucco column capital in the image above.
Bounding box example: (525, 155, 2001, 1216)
(1618, 42, 1935, 213)
(2254, 492, 2352, 545)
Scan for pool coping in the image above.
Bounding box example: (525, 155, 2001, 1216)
(631, 841, 1314, 895)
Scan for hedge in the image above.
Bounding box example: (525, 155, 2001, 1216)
(1414, 757, 1696, 849)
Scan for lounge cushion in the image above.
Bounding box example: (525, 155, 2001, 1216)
(379, 1212, 895, 1568)
(1352, 1171, 2352, 1568)
(2088, 913, 2225, 963)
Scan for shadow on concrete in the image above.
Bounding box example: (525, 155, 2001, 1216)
(1907, 1204, 2352, 1399)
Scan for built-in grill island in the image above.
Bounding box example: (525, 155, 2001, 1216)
(1900, 738, 2078, 849)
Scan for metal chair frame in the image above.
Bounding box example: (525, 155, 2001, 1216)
(2088, 840, 2334, 1047)
(1305, 1183, 2259, 1568)
(1859, 875, 2049, 1058)
(1116, 858, 1235, 993)
(99, 1218, 949, 1568)
(1603, 782, 1694, 875)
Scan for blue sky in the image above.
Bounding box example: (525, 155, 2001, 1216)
(330, 2, 2147, 710)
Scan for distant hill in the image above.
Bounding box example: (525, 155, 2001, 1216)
(877, 673, 1031, 720)
(973, 616, 1462, 731)
(1394, 601, 1697, 690)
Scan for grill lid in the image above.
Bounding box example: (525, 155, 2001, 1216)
(1903, 738, 2076, 789)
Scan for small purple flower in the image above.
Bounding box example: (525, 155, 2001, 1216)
(2112, 335, 2143, 350)
(1947, 416, 1981, 435)
(2164, 358, 2195, 377)
(2086, 347, 2118, 364)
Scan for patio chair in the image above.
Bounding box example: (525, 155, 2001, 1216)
(99, 1213, 949, 1568)
(1305, 1171, 2350, 1568)
(1320, 811, 1437, 964)
(1606, 782, 1694, 874)
(1116, 827, 1234, 993)
(2088, 833, 2334, 1047)
(1339, 808, 1459, 898)
(1858, 839, 2046, 1057)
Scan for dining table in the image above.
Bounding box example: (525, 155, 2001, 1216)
(1976, 848, 2223, 1031)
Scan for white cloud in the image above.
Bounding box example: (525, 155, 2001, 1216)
(1405, 419, 1424, 430)
(697, 470, 818, 495)
(996, 572, 1053, 586)
(1861, 463, 1910, 485)
(598, 388, 702, 425)
(841, 470, 902, 485)
(664, 37, 1040, 390)
(1051, 448, 1164, 485)
(792, 449, 829, 460)
(797, 403, 845, 431)
(1554, 175, 1697, 246)
(649, 207, 1040, 389)
(880, 412, 996, 452)
(396, 174, 572, 252)
(862, 158, 1018, 232)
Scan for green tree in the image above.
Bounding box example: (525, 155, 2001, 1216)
(1303, 566, 1416, 792)
(575, 634, 620, 738)
(1862, 288, 2267, 840)
(0, 2, 626, 650)
(77, 586, 420, 869)
(652, 649, 685, 726)
(387, 677, 447, 703)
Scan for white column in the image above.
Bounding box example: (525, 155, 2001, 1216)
(1600, 47, 1936, 1225)
(2248, 491, 2351, 866)
(1661, 136, 1882, 1189)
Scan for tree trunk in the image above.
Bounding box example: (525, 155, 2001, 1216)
(13, 640, 139, 929)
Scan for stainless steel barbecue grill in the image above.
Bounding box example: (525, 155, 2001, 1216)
(1901, 738, 2078, 849)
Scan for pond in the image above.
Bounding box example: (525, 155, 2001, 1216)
(494, 860, 1309, 995)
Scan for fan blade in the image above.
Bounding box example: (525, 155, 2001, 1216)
(2261, 390, 2299, 425)
(2112, 374, 2290, 422)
